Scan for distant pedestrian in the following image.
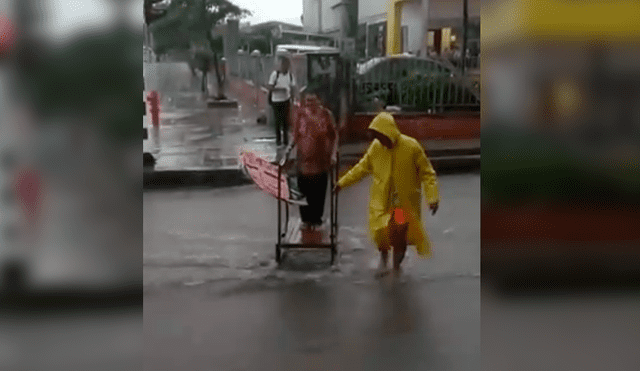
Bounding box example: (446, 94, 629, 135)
(335, 112, 440, 277)
(286, 91, 337, 229)
(268, 56, 297, 146)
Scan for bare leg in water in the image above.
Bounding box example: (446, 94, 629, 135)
(375, 214, 409, 278)
(391, 222, 409, 277)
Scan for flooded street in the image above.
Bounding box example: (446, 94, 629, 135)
(144, 173, 480, 370)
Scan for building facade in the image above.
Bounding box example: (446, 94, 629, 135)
(230, 21, 336, 55)
(302, 0, 480, 59)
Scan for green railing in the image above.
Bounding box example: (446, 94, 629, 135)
(228, 54, 480, 113)
(352, 57, 480, 113)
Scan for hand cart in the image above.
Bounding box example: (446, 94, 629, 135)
(276, 150, 340, 265)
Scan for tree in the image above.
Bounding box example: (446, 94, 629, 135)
(149, 0, 251, 99)
(144, 0, 168, 25)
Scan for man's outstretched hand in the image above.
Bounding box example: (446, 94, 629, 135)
(333, 185, 341, 194)
(429, 202, 439, 215)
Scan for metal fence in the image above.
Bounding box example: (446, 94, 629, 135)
(352, 57, 480, 113)
(441, 55, 480, 72)
(465, 55, 480, 70)
(230, 53, 480, 113)
(229, 53, 309, 91)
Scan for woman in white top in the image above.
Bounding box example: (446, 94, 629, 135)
(268, 56, 297, 146)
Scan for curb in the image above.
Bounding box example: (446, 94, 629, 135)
(340, 146, 480, 159)
(431, 155, 481, 173)
(339, 154, 480, 172)
(206, 99, 239, 108)
(142, 154, 479, 190)
(144, 168, 251, 190)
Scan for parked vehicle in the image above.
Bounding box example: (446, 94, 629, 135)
(354, 55, 480, 113)
(275, 44, 340, 56)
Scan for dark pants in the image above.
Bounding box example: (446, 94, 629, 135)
(297, 172, 328, 225)
(272, 100, 290, 145)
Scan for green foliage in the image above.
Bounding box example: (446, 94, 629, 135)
(398, 74, 479, 109)
(149, 0, 250, 56)
(358, 72, 479, 111)
(239, 35, 270, 55)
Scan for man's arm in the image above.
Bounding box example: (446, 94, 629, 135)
(336, 143, 373, 191)
(415, 145, 440, 214)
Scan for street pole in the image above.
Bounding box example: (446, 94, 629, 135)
(318, 0, 323, 34)
(462, 0, 468, 74)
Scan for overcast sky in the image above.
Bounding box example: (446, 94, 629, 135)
(32, 0, 302, 44)
(229, 0, 303, 26)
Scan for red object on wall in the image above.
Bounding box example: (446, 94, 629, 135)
(146, 91, 160, 128)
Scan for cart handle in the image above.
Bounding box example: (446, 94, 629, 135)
(279, 144, 294, 167)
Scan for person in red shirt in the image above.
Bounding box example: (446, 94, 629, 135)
(285, 91, 337, 229)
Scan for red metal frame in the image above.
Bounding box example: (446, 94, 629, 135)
(276, 152, 339, 265)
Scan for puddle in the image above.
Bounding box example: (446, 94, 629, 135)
(252, 137, 277, 143)
(225, 125, 243, 134)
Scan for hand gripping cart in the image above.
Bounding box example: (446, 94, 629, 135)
(276, 150, 339, 265)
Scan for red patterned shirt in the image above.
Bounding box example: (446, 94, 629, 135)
(292, 102, 337, 175)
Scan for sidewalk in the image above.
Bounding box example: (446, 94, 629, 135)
(144, 69, 280, 189)
(144, 72, 480, 190)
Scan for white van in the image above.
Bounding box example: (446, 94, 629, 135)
(275, 44, 340, 56)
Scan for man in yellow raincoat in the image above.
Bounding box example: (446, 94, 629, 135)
(335, 112, 439, 276)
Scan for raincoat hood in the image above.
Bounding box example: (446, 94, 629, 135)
(368, 112, 400, 146)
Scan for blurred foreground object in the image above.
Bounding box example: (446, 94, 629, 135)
(0, 0, 142, 290)
(481, 0, 640, 289)
(0, 12, 15, 58)
(0, 0, 142, 369)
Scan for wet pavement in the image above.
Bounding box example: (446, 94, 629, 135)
(145, 107, 275, 171)
(144, 61, 282, 172)
(143, 173, 480, 370)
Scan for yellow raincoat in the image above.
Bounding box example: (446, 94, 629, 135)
(337, 113, 439, 257)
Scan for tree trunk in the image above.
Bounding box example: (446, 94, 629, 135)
(201, 69, 208, 95)
(211, 52, 226, 100)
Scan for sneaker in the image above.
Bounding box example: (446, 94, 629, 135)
(290, 189, 305, 201)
